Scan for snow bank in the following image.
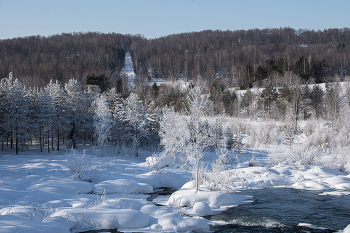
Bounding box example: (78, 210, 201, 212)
(27, 178, 94, 194)
(232, 165, 350, 191)
(344, 224, 350, 233)
(168, 187, 240, 207)
(0, 206, 45, 221)
(51, 208, 150, 230)
(93, 179, 153, 194)
(166, 184, 252, 216)
(0, 215, 69, 233)
(136, 171, 188, 189)
(158, 213, 209, 232)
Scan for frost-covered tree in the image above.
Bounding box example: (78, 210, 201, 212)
(38, 87, 54, 153)
(284, 125, 295, 148)
(186, 86, 213, 192)
(94, 94, 113, 156)
(122, 93, 149, 156)
(211, 119, 223, 149)
(1, 73, 33, 154)
(159, 107, 190, 162)
(233, 130, 244, 153)
(44, 80, 69, 151)
(65, 79, 85, 148)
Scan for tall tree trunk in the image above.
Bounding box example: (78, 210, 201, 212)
(47, 132, 50, 153)
(10, 131, 13, 149)
(40, 126, 42, 152)
(57, 128, 60, 151)
(51, 135, 54, 151)
(15, 133, 18, 155)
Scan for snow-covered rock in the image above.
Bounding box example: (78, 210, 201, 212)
(158, 213, 209, 232)
(167, 187, 238, 207)
(344, 224, 350, 233)
(193, 202, 211, 216)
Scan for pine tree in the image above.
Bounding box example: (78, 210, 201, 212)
(64, 79, 84, 148)
(45, 80, 69, 151)
(2, 74, 33, 154)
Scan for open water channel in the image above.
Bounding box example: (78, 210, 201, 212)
(81, 188, 350, 233)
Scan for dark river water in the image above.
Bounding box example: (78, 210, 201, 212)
(208, 188, 350, 233)
(80, 188, 350, 233)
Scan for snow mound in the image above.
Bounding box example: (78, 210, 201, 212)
(93, 179, 153, 194)
(0, 215, 69, 233)
(193, 202, 212, 216)
(52, 208, 150, 230)
(0, 206, 44, 221)
(167, 187, 237, 207)
(43, 215, 77, 230)
(100, 197, 150, 210)
(158, 213, 209, 232)
(136, 171, 188, 189)
(27, 178, 94, 194)
(139, 204, 173, 218)
(140, 204, 159, 215)
(166, 185, 252, 216)
(344, 224, 350, 233)
(151, 206, 173, 218)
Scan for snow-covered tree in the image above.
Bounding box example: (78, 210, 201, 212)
(37, 87, 54, 153)
(121, 93, 149, 156)
(186, 86, 213, 192)
(211, 119, 223, 149)
(284, 125, 295, 148)
(159, 107, 190, 162)
(65, 79, 85, 148)
(44, 80, 69, 151)
(94, 94, 113, 156)
(1, 73, 33, 154)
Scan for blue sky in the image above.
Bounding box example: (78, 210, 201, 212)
(0, 0, 349, 40)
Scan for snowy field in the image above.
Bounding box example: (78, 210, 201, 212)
(1, 141, 350, 232)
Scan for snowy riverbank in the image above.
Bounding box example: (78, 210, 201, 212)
(0, 146, 349, 232)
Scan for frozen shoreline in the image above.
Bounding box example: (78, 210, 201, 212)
(0, 147, 349, 232)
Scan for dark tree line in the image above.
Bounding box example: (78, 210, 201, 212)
(131, 28, 350, 89)
(0, 32, 139, 88)
(1, 28, 349, 92)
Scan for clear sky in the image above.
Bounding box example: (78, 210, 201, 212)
(1, 0, 349, 40)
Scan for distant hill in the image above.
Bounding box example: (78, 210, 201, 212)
(0, 28, 349, 89)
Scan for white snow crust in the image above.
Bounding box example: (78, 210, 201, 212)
(1, 145, 350, 232)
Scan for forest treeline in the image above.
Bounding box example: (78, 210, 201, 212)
(0, 28, 350, 122)
(1, 28, 349, 90)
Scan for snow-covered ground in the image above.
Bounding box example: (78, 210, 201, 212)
(121, 52, 136, 88)
(0, 142, 350, 232)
